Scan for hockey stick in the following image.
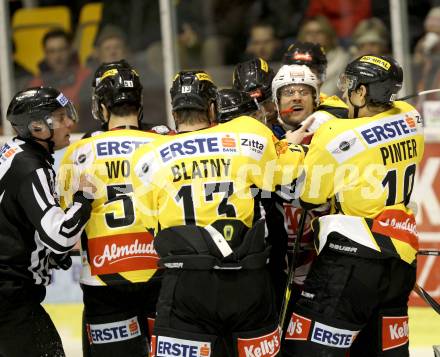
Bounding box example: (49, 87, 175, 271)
(417, 250, 440, 256)
(279, 210, 308, 333)
(397, 88, 440, 101)
(413, 284, 440, 315)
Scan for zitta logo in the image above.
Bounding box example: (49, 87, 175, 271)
(155, 336, 211, 357)
(240, 134, 267, 160)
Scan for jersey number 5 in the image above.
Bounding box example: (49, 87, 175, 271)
(105, 184, 135, 228)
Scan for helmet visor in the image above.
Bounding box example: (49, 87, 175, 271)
(337, 73, 358, 93)
(47, 102, 79, 129)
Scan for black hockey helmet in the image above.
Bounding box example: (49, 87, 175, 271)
(92, 59, 143, 122)
(232, 58, 275, 103)
(338, 55, 403, 105)
(283, 42, 327, 82)
(216, 88, 259, 123)
(7, 86, 78, 139)
(170, 70, 217, 111)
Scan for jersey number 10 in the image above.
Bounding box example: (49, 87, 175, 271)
(382, 163, 416, 206)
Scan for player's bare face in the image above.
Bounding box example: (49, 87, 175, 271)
(344, 89, 366, 118)
(279, 84, 314, 127)
(51, 108, 75, 150)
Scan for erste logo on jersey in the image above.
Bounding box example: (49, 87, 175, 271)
(87, 317, 141, 344)
(95, 137, 152, 157)
(158, 133, 239, 163)
(151, 335, 211, 357)
(237, 328, 280, 357)
(311, 322, 358, 348)
(357, 111, 421, 147)
(285, 313, 359, 348)
(382, 316, 409, 351)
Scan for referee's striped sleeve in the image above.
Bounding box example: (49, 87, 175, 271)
(18, 168, 92, 253)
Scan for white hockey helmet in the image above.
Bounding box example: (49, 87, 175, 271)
(272, 64, 320, 107)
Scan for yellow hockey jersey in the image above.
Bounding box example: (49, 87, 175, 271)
(58, 129, 161, 286)
(300, 101, 424, 264)
(319, 94, 348, 116)
(131, 116, 306, 235)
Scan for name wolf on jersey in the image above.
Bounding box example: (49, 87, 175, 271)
(171, 158, 231, 182)
(95, 139, 151, 157)
(106, 159, 130, 179)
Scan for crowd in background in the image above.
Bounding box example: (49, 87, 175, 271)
(3, 0, 440, 134)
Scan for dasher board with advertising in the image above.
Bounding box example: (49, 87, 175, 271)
(411, 140, 440, 306)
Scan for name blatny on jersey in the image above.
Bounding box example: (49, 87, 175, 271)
(171, 158, 231, 182)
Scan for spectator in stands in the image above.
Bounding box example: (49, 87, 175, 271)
(88, 25, 129, 69)
(297, 16, 350, 95)
(351, 17, 390, 58)
(12, 40, 32, 91)
(306, 0, 371, 43)
(28, 28, 91, 111)
(97, 0, 161, 53)
(74, 25, 131, 134)
(414, 6, 440, 104)
(244, 21, 283, 63)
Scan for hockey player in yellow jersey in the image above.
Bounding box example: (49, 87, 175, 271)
(131, 70, 313, 357)
(283, 55, 424, 357)
(58, 60, 161, 357)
